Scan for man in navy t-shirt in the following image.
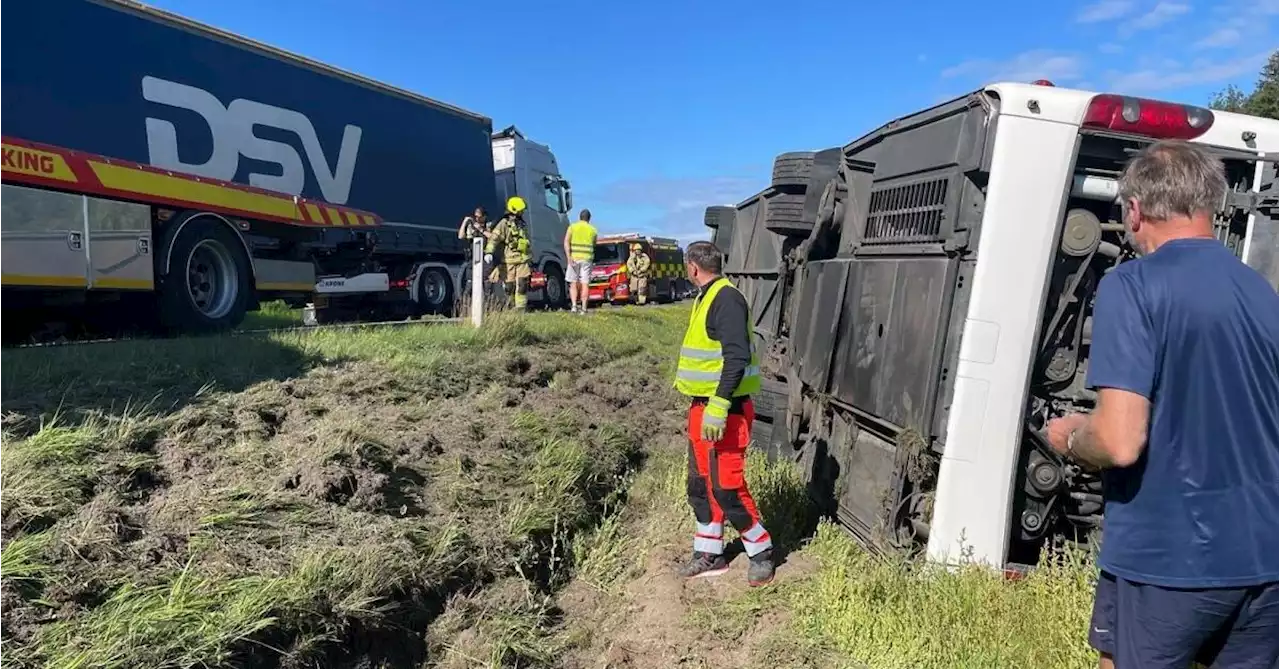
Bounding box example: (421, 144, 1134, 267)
(1046, 140, 1278, 669)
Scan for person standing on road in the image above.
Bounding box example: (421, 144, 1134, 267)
(626, 242, 652, 305)
(564, 209, 597, 314)
(486, 197, 533, 311)
(1045, 140, 1278, 669)
(674, 241, 775, 587)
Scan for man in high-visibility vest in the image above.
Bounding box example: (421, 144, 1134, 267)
(563, 209, 598, 314)
(674, 240, 775, 586)
(486, 196, 533, 310)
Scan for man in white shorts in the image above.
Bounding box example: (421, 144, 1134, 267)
(564, 209, 598, 313)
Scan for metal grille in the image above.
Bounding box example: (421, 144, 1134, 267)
(864, 178, 949, 241)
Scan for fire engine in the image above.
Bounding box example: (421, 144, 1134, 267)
(587, 234, 689, 306)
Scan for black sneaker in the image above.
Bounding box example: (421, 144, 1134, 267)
(678, 551, 729, 579)
(747, 550, 775, 587)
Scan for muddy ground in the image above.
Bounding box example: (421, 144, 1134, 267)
(1, 310, 824, 668)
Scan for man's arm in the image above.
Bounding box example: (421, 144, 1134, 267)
(563, 228, 573, 261)
(1063, 389, 1150, 468)
(706, 286, 751, 400)
(486, 220, 504, 254)
(1047, 271, 1155, 468)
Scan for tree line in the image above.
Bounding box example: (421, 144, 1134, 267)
(1210, 51, 1279, 120)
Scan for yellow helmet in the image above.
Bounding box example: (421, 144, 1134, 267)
(506, 196, 527, 215)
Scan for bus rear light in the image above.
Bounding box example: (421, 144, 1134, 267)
(1082, 94, 1214, 140)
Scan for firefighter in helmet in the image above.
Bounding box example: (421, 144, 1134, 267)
(626, 241, 652, 305)
(486, 196, 533, 310)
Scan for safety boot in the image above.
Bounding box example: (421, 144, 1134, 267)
(747, 549, 775, 587)
(677, 551, 729, 579)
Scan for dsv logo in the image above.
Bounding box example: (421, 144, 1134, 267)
(142, 75, 362, 204)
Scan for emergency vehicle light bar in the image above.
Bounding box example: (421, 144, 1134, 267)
(1082, 94, 1214, 141)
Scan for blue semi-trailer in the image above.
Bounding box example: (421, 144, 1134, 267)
(1, 0, 575, 337)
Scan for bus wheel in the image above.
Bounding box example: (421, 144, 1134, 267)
(158, 214, 252, 333)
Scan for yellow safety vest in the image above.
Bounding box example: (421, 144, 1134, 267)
(567, 221, 597, 261)
(674, 277, 761, 398)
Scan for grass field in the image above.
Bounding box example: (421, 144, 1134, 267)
(1, 304, 1098, 668)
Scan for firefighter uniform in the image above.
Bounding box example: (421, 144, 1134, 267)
(626, 244, 652, 305)
(674, 275, 774, 586)
(486, 197, 533, 310)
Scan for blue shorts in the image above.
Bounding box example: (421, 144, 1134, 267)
(1090, 571, 1279, 668)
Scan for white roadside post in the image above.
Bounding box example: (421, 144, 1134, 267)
(471, 237, 484, 327)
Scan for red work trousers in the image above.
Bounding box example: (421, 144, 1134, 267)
(686, 399, 772, 557)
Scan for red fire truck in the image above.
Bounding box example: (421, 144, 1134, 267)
(587, 234, 689, 306)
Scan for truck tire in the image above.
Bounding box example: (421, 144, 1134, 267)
(417, 266, 454, 315)
(772, 152, 816, 190)
(763, 192, 813, 235)
(542, 263, 566, 309)
(704, 205, 736, 230)
(158, 214, 252, 333)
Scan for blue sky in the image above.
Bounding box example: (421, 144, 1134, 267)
(150, 0, 1277, 244)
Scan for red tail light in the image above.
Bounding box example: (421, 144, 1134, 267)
(390, 278, 410, 289)
(1083, 94, 1214, 140)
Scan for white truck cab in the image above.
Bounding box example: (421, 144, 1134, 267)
(492, 125, 574, 306)
(718, 81, 1278, 573)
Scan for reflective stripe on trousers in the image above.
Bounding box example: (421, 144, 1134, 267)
(685, 399, 769, 557)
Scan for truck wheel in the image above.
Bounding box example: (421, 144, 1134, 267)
(158, 214, 251, 333)
(763, 192, 813, 235)
(542, 263, 566, 309)
(772, 152, 816, 190)
(704, 205, 736, 230)
(417, 266, 454, 315)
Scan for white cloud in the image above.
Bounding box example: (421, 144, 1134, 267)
(1104, 51, 1269, 93)
(1077, 0, 1136, 22)
(1122, 1, 1192, 33)
(1193, 27, 1242, 48)
(1098, 42, 1125, 54)
(940, 50, 1084, 84)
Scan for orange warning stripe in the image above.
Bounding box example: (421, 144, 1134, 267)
(0, 136, 381, 229)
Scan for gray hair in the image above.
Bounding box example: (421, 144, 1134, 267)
(1117, 140, 1227, 222)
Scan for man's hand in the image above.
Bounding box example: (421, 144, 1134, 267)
(702, 397, 730, 443)
(1045, 412, 1089, 457)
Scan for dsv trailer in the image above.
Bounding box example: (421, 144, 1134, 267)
(2, 0, 576, 338)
